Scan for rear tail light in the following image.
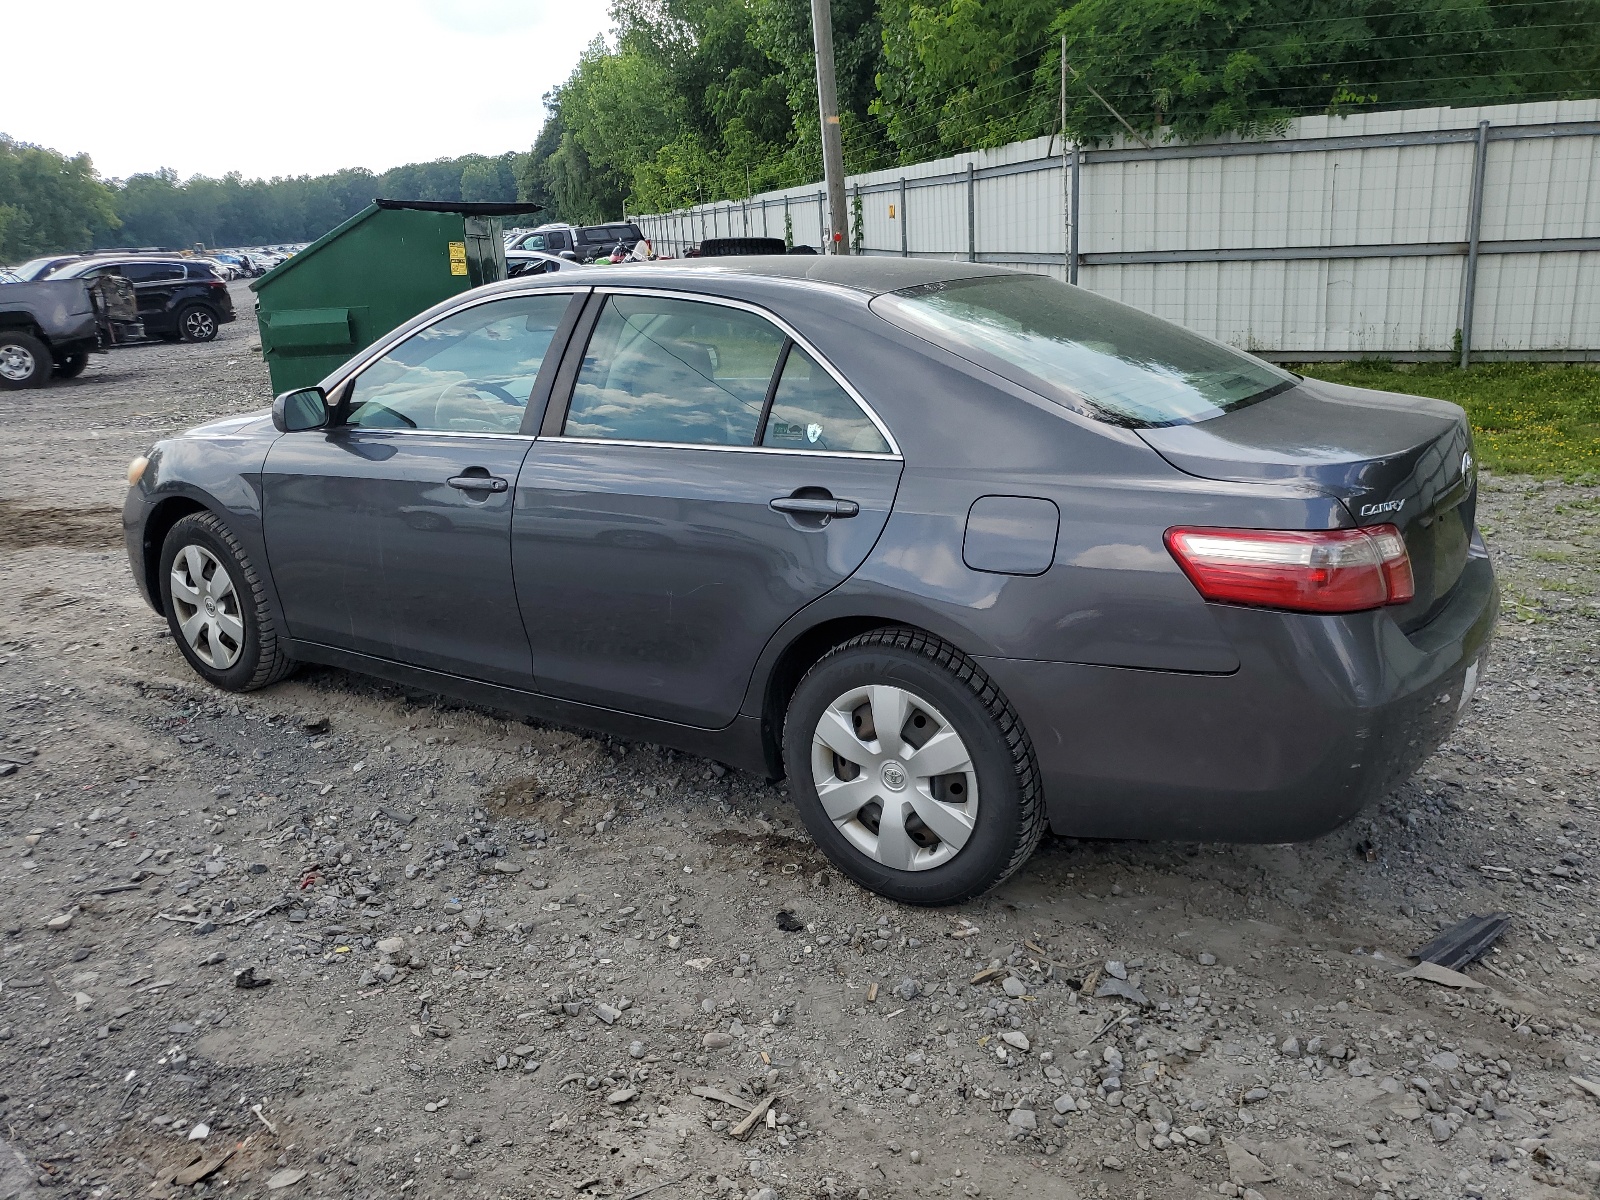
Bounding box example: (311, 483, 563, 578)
(1165, 525, 1415, 613)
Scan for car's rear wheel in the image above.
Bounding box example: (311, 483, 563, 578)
(159, 512, 295, 691)
(0, 331, 52, 389)
(53, 351, 90, 379)
(177, 305, 219, 343)
(782, 628, 1044, 905)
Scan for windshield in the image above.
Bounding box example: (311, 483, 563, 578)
(872, 274, 1294, 427)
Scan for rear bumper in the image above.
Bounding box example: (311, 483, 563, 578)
(980, 551, 1498, 843)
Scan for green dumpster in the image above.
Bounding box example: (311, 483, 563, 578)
(250, 199, 539, 393)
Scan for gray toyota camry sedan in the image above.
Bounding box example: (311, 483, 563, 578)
(124, 258, 1497, 904)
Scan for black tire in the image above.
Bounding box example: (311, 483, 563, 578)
(782, 627, 1045, 905)
(0, 330, 53, 389)
(176, 305, 219, 343)
(53, 352, 90, 379)
(159, 511, 295, 691)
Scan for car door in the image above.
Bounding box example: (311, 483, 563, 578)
(262, 289, 582, 687)
(513, 289, 903, 727)
(119, 261, 186, 330)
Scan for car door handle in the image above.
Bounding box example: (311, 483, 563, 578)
(448, 474, 509, 493)
(770, 496, 859, 517)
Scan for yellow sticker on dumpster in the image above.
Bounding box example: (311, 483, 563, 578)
(448, 241, 468, 276)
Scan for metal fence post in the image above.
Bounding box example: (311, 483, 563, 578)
(1069, 144, 1081, 285)
(1459, 119, 1490, 368)
(967, 162, 976, 262)
(818, 191, 826, 248)
(899, 178, 908, 257)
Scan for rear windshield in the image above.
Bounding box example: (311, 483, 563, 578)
(872, 274, 1293, 427)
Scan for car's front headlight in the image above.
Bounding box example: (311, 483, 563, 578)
(127, 455, 149, 486)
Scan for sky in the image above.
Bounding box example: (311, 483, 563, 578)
(0, 0, 612, 181)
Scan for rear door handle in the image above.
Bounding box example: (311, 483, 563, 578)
(770, 496, 859, 518)
(448, 474, 509, 493)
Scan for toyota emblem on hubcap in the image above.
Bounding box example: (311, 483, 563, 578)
(880, 761, 908, 791)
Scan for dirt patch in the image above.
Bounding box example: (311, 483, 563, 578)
(0, 498, 122, 549)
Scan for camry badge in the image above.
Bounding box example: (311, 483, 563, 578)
(1359, 499, 1405, 516)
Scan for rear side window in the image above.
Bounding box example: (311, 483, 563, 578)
(187, 262, 219, 280)
(565, 296, 787, 446)
(873, 274, 1293, 428)
(761, 346, 889, 453)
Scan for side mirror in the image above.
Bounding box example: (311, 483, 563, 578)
(272, 386, 329, 432)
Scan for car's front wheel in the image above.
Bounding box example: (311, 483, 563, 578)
(0, 331, 52, 389)
(176, 305, 219, 343)
(159, 512, 295, 691)
(783, 628, 1045, 905)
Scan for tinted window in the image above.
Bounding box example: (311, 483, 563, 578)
(873, 275, 1294, 428)
(579, 224, 636, 244)
(761, 346, 889, 453)
(186, 262, 219, 280)
(122, 262, 185, 283)
(564, 295, 787, 446)
(346, 293, 571, 434)
(515, 233, 548, 251)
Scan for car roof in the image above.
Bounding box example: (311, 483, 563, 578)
(619, 256, 1012, 296)
(57, 254, 193, 271)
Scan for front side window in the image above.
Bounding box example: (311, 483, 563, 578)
(873, 274, 1294, 428)
(564, 295, 788, 446)
(345, 293, 571, 434)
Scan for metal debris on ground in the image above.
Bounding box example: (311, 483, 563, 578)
(1410, 912, 1511, 970)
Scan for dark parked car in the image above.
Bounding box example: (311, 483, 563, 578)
(123, 259, 1496, 904)
(0, 279, 103, 387)
(48, 256, 235, 342)
(690, 237, 788, 257)
(7, 254, 85, 282)
(512, 223, 645, 262)
(504, 250, 586, 278)
(0, 273, 144, 387)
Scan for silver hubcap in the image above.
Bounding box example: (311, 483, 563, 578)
(0, 343, 36, 381)
(170, 545, 244, 669)
(810, 684, 979, 872)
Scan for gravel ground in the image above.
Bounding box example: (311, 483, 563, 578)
(0, 292, 1597, 1200)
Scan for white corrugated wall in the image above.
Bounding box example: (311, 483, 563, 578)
(632, 100, 1600, 359)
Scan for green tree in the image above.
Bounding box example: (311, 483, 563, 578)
(0, 135, 119, 259)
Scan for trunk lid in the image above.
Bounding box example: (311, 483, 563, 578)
(1138, 377, 1477, 630)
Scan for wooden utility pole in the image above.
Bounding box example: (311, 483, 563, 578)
(810, 0, 849, 253)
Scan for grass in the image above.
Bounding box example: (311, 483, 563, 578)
(1294, 362, 1600, 481)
